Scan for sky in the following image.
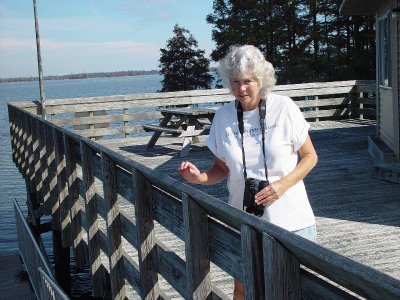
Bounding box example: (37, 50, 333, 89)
(0, 0, 215, 78)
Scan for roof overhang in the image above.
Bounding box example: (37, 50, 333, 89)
(339, 0, 386, 15)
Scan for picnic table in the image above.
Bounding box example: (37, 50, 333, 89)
(143, 107, 217, 157)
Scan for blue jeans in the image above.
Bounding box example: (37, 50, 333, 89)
(292, 224, 317, 242)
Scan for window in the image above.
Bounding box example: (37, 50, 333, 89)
(378, 12, 391, 87)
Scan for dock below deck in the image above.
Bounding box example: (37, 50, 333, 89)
(0, 255, 35, 300)
(98, 119, 400, 282)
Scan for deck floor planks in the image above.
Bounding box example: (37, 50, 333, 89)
(98, 119, 400, 295)
(0, 255, 36, 300)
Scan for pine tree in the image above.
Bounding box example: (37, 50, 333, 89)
(206, 0, 266, 86)
(206, 0, 375, 84)
(159, 24, 214, 92)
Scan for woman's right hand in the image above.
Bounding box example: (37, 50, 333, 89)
(178, 161, 202, 184)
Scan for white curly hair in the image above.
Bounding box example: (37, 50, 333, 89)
(217, 45, 276, 99)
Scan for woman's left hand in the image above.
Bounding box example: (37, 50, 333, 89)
(254, 180, 286, 206)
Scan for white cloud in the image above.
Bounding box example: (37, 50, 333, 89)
(41, 40, 159, 57)
(0, 38, 158, 53)
(0, 38, 35, 50)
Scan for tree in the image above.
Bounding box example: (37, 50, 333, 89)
(159, 24, 214, 92)
(206, 0, 375, 84)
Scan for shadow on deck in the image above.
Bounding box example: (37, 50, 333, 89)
(102, 119, 400, 281)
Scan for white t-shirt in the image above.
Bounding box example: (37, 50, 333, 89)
(206, 93, 315, 231)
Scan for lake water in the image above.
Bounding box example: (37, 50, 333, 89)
(0, 75, 163, 256)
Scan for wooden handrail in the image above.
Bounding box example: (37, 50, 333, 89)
(9, 80, 376, 140)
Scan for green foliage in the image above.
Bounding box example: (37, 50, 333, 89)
(207, 0, 376, 84)
(159, 24, 214, 92)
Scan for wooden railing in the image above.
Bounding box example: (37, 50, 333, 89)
(12, 80, 376, 140)
(7, 80, 400, 299)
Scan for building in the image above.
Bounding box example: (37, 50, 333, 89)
(340, 0, 400, 183)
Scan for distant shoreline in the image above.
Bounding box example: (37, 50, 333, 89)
(0, 70, 160, 83)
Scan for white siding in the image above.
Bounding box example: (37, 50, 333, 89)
(397, 0, 400, 157)
(379, 87, 395, 149)
(377, 0, 399, 158)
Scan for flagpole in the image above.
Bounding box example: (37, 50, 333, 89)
(33, 0, 46, 119)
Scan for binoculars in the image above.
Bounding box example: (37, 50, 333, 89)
(243, 178, 269, 217)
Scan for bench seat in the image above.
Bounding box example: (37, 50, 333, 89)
(143, 124, 210, 137)
(142, 124, 183, 135)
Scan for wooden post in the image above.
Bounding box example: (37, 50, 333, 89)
(15, 109, 24, 168)
(43, 124, 72, 295)
(53, 228, 71, 295)
(21, 112, 29, 174)
(101, 152, 126, 299)
(8, 106, 16, 162)
(20, 111, 28, 174)
(22, 113, 32, 179)
(315, 96, 319, 122)
(12, 108, 19, 166)
(27, 115, 36, 191)
(182, 193, 212, 300)
(10, 107, 19, 162)
(19, 109, 28, 168)
(24, 114, 34, 175)
(241, 224, 264, 300)
(81, 140, 108, 297)
(57, 134, 70, 247)
(133, 169, 160, 299)
(53, 128, 71, 245)
(25, 118, 47, 225)
(263, 233, 301, 299)
(25, 115, 40, 226)
(89, 111, 95, 140)
(39, 122, 50, 207)
(21, 113, 37, 225)
(359, 92, 365, 120)
(36, 120, 48, 204)
(64, 134, 88, 267)
(47, 124, 60, 227)
(348, 90, 354, 119)
(32, 118, 43, 203)
(123, 108, 129, 138)
(25, 178, 40, 226)
(24, 116, 47, 253)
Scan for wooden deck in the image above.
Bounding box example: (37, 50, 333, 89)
(0, 255, 35, 300)
(98, 119, 400, 282)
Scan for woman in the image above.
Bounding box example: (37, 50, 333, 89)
(178, 45, 318, 299)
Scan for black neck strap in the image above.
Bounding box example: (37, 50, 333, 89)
(236, 99, 269, 183)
